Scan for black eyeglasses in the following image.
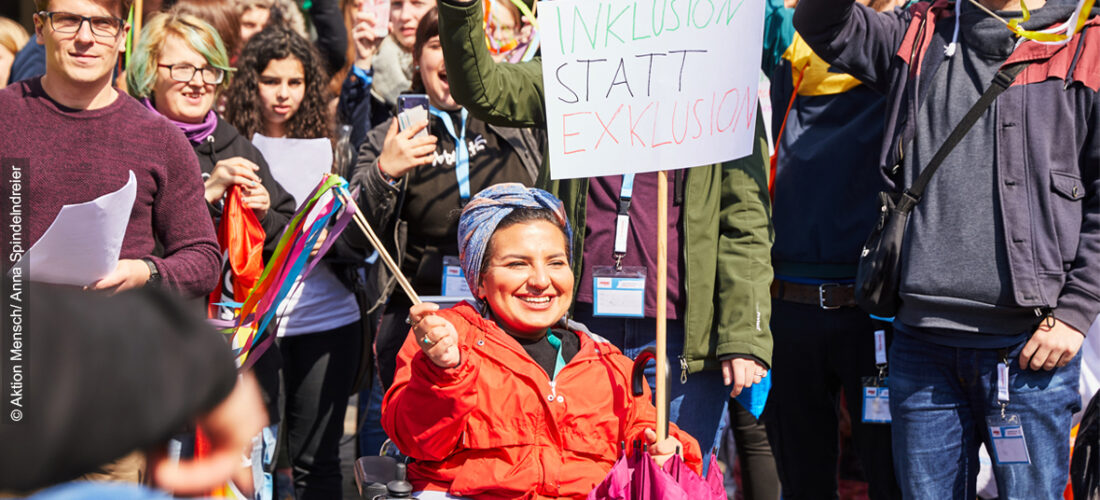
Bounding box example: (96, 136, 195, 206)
(38, 11, 125, 38)
(157, 63, 226, 85)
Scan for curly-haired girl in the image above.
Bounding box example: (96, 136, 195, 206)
(225, 25, 332, 141)
(224, 25, 362, 500)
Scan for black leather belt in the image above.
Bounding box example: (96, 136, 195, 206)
(770, 279, 857, 310)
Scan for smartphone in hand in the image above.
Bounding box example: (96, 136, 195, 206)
(362, 0, 390, 38)
(396, 94, 430, 139)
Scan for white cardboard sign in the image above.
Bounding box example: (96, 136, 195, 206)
(539, 0, 765, 179)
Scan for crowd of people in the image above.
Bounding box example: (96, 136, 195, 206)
(0, 0, 1096, 498)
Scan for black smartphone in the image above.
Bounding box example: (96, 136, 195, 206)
(395, 94, 430, 138)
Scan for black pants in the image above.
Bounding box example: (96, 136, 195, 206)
(762, 299, 901, 500)
(729, 402, 780, 500)
(278, 320, 362, 500)
(376, 293, 414, 391)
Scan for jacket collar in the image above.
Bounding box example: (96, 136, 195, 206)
(450, 300, 613, 367)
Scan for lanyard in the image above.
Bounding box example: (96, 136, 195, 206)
(997, 351, 1010, 417)
(428, 106, 471, 201)
(873, 329, 887, 382)
(545, 331, 567, 380)
(613, 174, 635, 270)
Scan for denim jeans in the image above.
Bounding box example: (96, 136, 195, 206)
(573, 303, 729, 474)
(889, 330, 1081, 499)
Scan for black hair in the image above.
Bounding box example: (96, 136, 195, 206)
(224, 25, 332, 140)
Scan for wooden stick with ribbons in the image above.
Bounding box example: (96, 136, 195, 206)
(332, 183, 422, 306)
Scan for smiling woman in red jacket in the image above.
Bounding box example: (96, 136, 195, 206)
(381, 184, 702, 499)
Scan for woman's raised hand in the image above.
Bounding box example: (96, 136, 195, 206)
(409, 302, 461, 368)
(352, 10, 382, 69)
(205, 157, 263, 204)
(377, 118, 437, 179)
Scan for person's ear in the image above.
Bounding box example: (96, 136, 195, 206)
(116, 24, 130, 54)
(34, 13, 46, 42)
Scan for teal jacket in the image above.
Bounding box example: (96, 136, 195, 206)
(437, 0, 774, 372)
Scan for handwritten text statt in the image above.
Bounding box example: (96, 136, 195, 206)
(541, 0, 765, 179)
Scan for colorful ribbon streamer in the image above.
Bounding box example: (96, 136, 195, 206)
(216, 174, 356, 370)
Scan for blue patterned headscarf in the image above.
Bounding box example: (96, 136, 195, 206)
(457, 183, 572, 293)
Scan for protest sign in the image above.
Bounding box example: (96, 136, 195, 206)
(539, 0, 765, 179)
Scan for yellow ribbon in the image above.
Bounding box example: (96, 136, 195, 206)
(1002, 0, 1096, 43)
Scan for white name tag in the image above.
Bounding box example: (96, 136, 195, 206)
(592, 266, 646, 318)
(442, 256, 471, 298)
(861, 377, 891, 424)
(874, 329, 887, 365)
(987, 415, 1031, 465)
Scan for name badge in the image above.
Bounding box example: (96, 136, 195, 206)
(861, 376, 891, 424)
(987, 414, 1031, 465)
(592, 266, 647, 318)
(442, 256, 472, 298)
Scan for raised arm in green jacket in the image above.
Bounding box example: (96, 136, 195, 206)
(436, 0, 774, 371)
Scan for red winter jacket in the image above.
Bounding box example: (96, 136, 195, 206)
(382, 301, 703, 499)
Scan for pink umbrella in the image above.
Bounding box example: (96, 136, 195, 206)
(587, 443, 725, 500)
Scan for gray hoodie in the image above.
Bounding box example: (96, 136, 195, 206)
(896, 0, 1083, 347)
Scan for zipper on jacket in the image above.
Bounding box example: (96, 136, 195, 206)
(892, 141, 904, 178)
(1034, 307, 1056, 329)
(204, 135, 218, 176)
(679, 355, 688, 384)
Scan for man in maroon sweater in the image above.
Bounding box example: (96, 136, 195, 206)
(0, 0, 220, 297)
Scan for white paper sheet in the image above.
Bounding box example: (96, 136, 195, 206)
(252, 135, 334, 209)
(1075, 313, 1100, 428)
(21, 171, 137, 286)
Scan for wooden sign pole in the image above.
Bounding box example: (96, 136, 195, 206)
(656, 170, 669, 441)
(133, 0, 143, 41)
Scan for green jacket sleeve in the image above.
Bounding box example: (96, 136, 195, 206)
(437, 0, 547, 128)
(715, 108, 774, 367)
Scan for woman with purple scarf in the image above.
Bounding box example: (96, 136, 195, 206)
(126, 12, 295, 262)
(125, 12, 294, 499)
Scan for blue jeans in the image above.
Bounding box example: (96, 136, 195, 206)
(889, 330, 1081, 499)
(573, 303, 729, 475)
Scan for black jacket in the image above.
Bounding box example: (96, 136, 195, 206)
(192, 117, 297, 260)
(0, 282, 237, 492)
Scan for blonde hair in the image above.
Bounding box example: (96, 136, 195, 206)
(0, 17, 29, 56)
(125, 11, 232, 99)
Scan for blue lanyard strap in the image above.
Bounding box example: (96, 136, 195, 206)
(545, 330, 567, 380)
(613, 174, 635, 267)
(428, 106, 470, 201)
(620, 173, 635, 200)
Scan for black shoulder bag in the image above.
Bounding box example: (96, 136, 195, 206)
(855, 60, 1033, 317)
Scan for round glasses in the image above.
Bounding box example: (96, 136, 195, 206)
(158, 63, 226, 85)
(38, 11, 124, 38)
